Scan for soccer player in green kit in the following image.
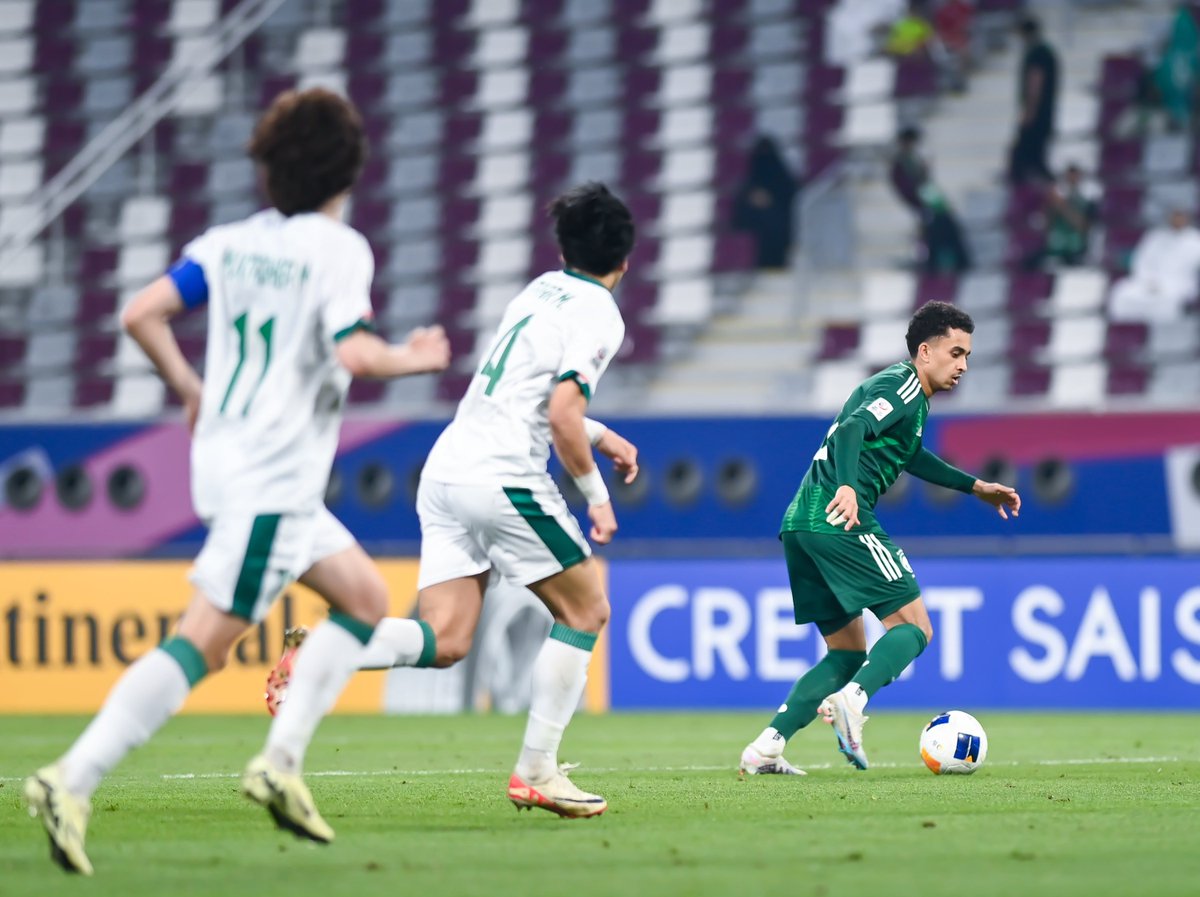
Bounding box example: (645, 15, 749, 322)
(740, 301, 1021, 775)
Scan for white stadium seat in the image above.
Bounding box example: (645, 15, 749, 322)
(1048, 268, 1108, 314)
(1049, 361, 1106, 407)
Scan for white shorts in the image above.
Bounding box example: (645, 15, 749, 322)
(416, 477, 591, 590)
(189, 506, 356, 622)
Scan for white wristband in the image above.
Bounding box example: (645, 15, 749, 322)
(583, 417, 608, 446)
(574, 467, 610, 506)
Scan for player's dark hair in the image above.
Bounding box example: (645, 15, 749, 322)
(548, 182, 635, 277)
(248, 88, 366, 216)
(906, 301, 974, 357)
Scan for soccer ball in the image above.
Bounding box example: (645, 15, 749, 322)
(919, 710, 987, 775)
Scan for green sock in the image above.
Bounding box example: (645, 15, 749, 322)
(769, 650, 866, 739)
(851, 623, 928, 698)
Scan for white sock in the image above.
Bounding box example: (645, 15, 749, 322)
(841, 681, 869, 713)
(516, 633, 592, 783)
(264, 619, 372, 774)
(60, 648, 192, 799)
(357, 617, 428, 670)
(752, 727, 786, 755)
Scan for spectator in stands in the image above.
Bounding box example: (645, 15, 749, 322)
(1025, 163, 1099, 269)
(889, 126, 971, 274)
(1007, 15, 1059, 184)
(1148, 3, 1200, 133)
(885, 1, 936, 58)
(732, 136, 800, 270)
(933, 0, 973, 91)
(1108, 207, 1200, 322)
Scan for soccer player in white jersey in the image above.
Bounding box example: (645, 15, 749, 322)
(275, 183, 634, 819)
(23, 88, 449, 875)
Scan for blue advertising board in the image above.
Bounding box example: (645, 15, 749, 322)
(607, 557, 1200, 709)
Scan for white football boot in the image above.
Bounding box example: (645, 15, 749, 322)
(242, 754, 334, 843)
(825, 687, 870, 770)
(508, 764, 607, 818)
(24, 764, 94, 875)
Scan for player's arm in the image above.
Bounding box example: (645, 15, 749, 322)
(585, 417, 639, 484)
(335, 325, 450, 379)
(825, 416, 867, 530)
(907, 447, 1021, 520)
(121, 275, 203, 431)
(549, 381, 616, 544)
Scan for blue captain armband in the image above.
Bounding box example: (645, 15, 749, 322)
(167, 258, 209, 309)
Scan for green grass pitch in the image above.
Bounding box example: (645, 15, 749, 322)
(2, 712, 1198, 897)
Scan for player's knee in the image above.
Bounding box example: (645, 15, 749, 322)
(200, 643, 230, 674)
(559, 596, 609, 634)
(343, 578, 388, 627)
(919, 620, 934, 647)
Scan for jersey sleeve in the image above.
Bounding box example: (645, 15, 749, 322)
(844, 371, 922, 438)
(168, 229, 222, 309)
(321, 233, 377, 344)
(555, 303, 624, 401)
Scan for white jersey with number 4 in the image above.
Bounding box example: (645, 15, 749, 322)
(422, 270, 625, 486)
(178, 209, 375, 519)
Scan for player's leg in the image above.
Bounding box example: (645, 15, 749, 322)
(741, 532, 867, 775)
(822, 536, 929, 769)
(27, 591, 246, 875)
(509, 557, 608, 818)
(478, 480, 607, 817)
(843, 595, 932, 702)
(264, 479, 486, 712)
(247, 514, 387, 843)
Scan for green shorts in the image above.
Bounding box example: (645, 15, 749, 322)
(781, 529, 921, 636)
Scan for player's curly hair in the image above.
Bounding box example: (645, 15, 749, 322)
(548, 182, 636, 277)
(906, 301, 975, 357)
(248, 88, 366, 216)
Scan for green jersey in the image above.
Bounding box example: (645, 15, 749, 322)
(782, 361, 928, 535)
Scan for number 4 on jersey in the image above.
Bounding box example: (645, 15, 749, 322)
(479, 314, 532, 395)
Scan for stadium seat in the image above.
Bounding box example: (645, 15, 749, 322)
(812, 359, 868, 410)
(839, 100, 896, 148)
(817, 323, 860, 360)
(1104, 321, 1148, 361)
(861, 270, 916, 318)
(1010, 363, 1051, 397)
(843, 58, 895, 103)
(1107, 361, 1149, 396)
(648, 276, 713, 327)
(858, 318, 909, 366)
(1045, 317, 1106, 363)
(1049, 360, 1106, 407)
(1047, 268, 1108, 315)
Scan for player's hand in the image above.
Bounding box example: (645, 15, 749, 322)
(403, 325, 451, 373)
(587, 501, 618, 544)
(595, 429, 639, 484)
(824, 485, 861, 531)
(973, 480, 1021, 520)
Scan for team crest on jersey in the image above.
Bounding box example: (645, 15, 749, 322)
(866, 397, 893, 421)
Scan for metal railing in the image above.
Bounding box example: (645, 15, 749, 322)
(0, 0, 289, 274)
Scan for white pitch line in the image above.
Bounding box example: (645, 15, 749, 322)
(0, 755, 1185, 783)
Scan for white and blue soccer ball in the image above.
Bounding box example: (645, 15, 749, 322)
(920, 710, 988, 775)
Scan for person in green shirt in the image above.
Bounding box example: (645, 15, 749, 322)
(740, 301, 1021, 775)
